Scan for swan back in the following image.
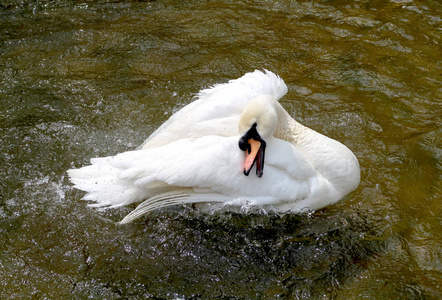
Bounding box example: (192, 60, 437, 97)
(141, 70, 287, 149)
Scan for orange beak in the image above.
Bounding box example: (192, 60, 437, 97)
(239, 123, 266, 177)
(243, 139, 263, 177)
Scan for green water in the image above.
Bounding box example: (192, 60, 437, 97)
(0, 0, 440, 298)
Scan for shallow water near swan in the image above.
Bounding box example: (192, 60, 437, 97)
(1, 0, 441, 298)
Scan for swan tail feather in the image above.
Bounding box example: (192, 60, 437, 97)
(119, 191, 230, 224)
(67, 161, 150, 208)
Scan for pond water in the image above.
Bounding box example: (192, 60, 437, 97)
(1, 0, 440, 298)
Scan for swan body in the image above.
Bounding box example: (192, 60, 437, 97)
(68, 70, 360, 223)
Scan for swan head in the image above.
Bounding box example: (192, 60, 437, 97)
(238, 94, 278, 178)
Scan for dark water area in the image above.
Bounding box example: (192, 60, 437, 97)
(0, 0, 441, 298)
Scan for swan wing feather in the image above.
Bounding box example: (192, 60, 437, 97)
(141, 70, 287, 149)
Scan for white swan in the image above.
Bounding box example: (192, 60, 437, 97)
(68, 70, 360, 224)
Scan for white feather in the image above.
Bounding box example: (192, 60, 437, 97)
(68, 70, 360, 223)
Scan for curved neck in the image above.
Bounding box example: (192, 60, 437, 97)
(274, 103, 360, 194)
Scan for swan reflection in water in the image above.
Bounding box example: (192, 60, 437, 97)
(68, 70, 360, 223)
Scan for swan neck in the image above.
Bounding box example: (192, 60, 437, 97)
(274, 103, 308, 144)
(274, 103, 360, 194)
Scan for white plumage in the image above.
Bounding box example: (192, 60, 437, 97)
(68, 70, 360, 224)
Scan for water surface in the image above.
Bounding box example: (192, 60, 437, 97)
(1, 0, 441, 298)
